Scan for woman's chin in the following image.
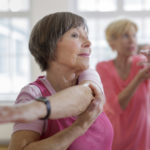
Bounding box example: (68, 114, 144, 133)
(78, 63, 89, 71)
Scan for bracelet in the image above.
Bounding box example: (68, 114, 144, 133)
(35, 97, 51, 120)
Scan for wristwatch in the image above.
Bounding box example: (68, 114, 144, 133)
(35, 96, 51, 120)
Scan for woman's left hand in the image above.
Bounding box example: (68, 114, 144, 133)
(140, 49, 150, 62)
(88, 82, 105, 112)
(80, 81, 105, 113)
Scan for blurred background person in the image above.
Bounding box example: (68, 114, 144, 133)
(96, 19, 150, 150)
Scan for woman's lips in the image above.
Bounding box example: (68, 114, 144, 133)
(78, 53, 90, 57)
(128, 46, 136, 51)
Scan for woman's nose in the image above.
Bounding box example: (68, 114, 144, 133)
(129, 35, 136, 43)
(82, 38, 91, 48)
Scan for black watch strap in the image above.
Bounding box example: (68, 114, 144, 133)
(35, 97, 51, 120)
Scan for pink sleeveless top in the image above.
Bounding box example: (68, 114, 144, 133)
(31, 76, 113, 150)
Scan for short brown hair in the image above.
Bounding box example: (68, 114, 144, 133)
(29, 12, 87, 71)
(105, 19, 138, 45)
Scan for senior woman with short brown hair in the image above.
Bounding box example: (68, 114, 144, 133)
(8, 12, 113, 150)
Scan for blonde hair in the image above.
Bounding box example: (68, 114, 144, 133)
(105, 19, 138, 45)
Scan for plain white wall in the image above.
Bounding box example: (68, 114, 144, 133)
(0, 0, 72, 145)
(30, 0, 73, 80)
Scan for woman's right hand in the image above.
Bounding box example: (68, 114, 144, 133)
(0, 101, 45, 124)
(0, 105, 25, 123)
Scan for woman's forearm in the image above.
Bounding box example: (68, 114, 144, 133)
(0, 84, 93, 123)
(118, 63, 150, 110)
(118, 75, 141, 109)
(49, 84, 93, 119)
(23, 123, 84, 150)
(31, 84, 93, 119)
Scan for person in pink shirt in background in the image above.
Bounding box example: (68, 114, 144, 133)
(7, 12, 113, 150)
(96, 19, 150, 150)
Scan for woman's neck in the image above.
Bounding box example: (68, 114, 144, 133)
(114, 55, 132, 80)
(46, 63, 80, 92)
(114, 55, 132, 69)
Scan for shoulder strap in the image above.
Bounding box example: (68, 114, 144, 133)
(30, 76, 51, 97)
(30, 76, 52, 138)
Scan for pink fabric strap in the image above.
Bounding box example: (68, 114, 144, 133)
(30, 76, 51, 97)
(30, 76, 52, 136)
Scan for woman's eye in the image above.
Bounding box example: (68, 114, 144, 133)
(71, 33, 79, 38)
(122, 34, 128, 38)
(133, 34, 136, 38)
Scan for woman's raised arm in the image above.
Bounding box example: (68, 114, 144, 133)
(0, 83, 93, 123)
